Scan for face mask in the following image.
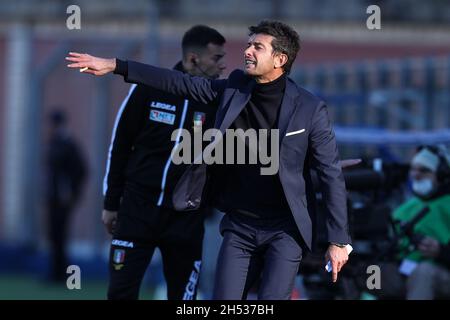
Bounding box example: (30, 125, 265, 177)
(412, 178, 435, 197)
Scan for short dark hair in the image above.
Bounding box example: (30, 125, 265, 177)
(182, 25, 226, 57)
(248, 20, 300, 74)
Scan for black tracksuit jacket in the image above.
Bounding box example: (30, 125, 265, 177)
(103, 62, 216, 212)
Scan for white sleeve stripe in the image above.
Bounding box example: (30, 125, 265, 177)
(103, 84, 138, 196)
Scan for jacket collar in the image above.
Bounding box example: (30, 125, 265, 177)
(173, 61, 185, 73)
(218, 77, 256, 133)
(219, 75, 300, 139)
(278, 78, 300, 142)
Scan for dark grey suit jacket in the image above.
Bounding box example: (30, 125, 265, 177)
(124, 61, 351, 249)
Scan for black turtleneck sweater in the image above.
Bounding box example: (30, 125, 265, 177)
(216, 73, 291, 219)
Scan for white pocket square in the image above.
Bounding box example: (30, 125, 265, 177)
(285, 129, 305, 137)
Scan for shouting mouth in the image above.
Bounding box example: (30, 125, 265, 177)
(245, 58, 256, 69)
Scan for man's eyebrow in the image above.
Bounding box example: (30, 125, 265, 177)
(248, 41, 265, 48)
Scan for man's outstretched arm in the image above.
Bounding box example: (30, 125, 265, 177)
(66, 52, 225, 105)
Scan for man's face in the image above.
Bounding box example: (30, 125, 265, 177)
(410, 165, 438, 184)
(244, 33, 284, 83)
(193, 43, 226, 79)
(409, 164, 439, 197)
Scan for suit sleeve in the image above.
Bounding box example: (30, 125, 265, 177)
(121, 61, 227, 106)
(103, 84, 146, 211)
(309, 102, 352, 245)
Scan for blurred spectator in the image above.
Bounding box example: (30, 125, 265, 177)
(380, 145, 450, 299)
(45, 109, 87, 282)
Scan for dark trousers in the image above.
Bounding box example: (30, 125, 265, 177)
(213, 213, 304, 300)
(108, 189, 204, 300)
(48, 202, 71, 282)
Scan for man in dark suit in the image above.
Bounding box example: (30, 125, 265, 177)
(67, 20, 351, 300)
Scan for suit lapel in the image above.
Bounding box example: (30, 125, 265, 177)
(218, 80, 255, 133)
(217, 76, 299, 138)
(278, 79, 299, 142)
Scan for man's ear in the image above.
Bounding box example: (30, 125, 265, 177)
(274, 53, 288, 69)
(183, 52, 198, 72)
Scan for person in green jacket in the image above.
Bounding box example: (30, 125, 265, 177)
(380, 145, 450, 300)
